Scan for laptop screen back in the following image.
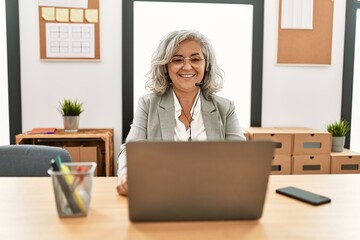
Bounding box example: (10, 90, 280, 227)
(127, 141, 274, 222)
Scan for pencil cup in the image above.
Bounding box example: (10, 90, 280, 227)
(48, 162, 97, 217)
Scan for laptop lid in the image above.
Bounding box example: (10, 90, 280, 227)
(127, 141, 274, 222)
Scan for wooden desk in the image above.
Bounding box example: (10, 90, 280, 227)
(1, 175, 359, 239)
(15, 128, 114, 176)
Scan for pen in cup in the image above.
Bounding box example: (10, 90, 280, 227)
(71, 166, 88, 192)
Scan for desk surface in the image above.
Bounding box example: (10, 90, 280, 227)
(1, 175, 359, 239)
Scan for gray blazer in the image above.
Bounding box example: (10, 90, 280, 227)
(117, 88, 245, 176)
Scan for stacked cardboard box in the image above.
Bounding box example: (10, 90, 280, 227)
(245, 127, 292, 175)
(288, 128, 331, 174)
(245, 127, 332, 175)
(331, 149, 360, 174)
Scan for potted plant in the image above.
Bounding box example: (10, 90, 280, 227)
(326, 119, 350, 152)
(58, 99, 84, 132)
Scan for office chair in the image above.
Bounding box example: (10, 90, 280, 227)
(0, 145, 72, 177)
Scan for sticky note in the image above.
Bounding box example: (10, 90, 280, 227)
(85, 9, 98, 23)
(56, 8, 69, 22)
(70, 9, 83, 23)
(42, 7, 55, 21)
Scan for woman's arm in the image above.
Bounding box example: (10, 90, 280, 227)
(224, 100, 246, 141)
(117, 97, 150, 196)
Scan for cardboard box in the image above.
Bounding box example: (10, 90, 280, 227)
(270, 155, 292, 175)
(331, 149, 360, 174)
(63, 146, 102, 176)
(282, 127, 331, 155)
(292, 154, 330, 174)
(245, 127, 293, 155)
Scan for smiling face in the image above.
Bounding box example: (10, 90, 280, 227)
(167, 39, 206, 95)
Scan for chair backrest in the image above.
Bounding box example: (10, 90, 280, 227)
(0, 145, 72, 177)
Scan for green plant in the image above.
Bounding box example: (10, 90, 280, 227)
(326, 120, 350, 137)
(58, 99, 84, 116)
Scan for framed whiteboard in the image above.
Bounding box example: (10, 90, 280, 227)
(122, 0, 264, 140)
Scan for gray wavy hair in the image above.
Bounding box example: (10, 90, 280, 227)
(145, 30, 224, 100)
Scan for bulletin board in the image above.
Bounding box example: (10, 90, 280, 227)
(38, 0, 100, 61)
(277, 0, 334, 65)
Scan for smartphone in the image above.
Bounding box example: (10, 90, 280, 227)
(276, 186, 331, 206)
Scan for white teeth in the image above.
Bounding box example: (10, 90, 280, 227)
(180, 74, 195, 78)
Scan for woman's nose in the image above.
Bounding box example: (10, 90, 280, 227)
(182, 59, 193, 69)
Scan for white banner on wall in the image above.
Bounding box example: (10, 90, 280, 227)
(38, 0, 88, 8)
(281, 0, 313, 30)
(350, 9, 360, 152)
(0, 0, 10, 144)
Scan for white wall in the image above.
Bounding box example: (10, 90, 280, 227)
(0, 0, 10, 145)
(18, 1, 347, 173)
(18, 0, 122, 173)
(262, 0, 346, 131)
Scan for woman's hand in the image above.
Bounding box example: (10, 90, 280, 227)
(116, 171, 128, 196)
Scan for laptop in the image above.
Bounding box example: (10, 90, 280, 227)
(126, 141, 274, 222)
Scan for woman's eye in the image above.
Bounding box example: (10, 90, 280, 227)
(191, 58, 202, 63)
(171, 58, 183, 63)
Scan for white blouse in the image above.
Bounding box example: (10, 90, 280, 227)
(173, 90, 207, 141)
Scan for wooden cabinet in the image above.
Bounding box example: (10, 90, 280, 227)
(16, 128, 114, 176)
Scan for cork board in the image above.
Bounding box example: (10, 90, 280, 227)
(38, 0, 100, 60)
(277, 0, 334, 65)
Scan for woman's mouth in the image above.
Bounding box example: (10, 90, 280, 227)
(179, 74, 196, 78)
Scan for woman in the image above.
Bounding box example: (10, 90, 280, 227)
(117, 30, 245, 196)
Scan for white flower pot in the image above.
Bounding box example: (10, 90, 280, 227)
(331, 136, 345, 152)
(63, 116, 80, 132)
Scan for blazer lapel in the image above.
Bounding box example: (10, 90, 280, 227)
(201, 95, 223, 140)
(159, 89, 175, 140)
